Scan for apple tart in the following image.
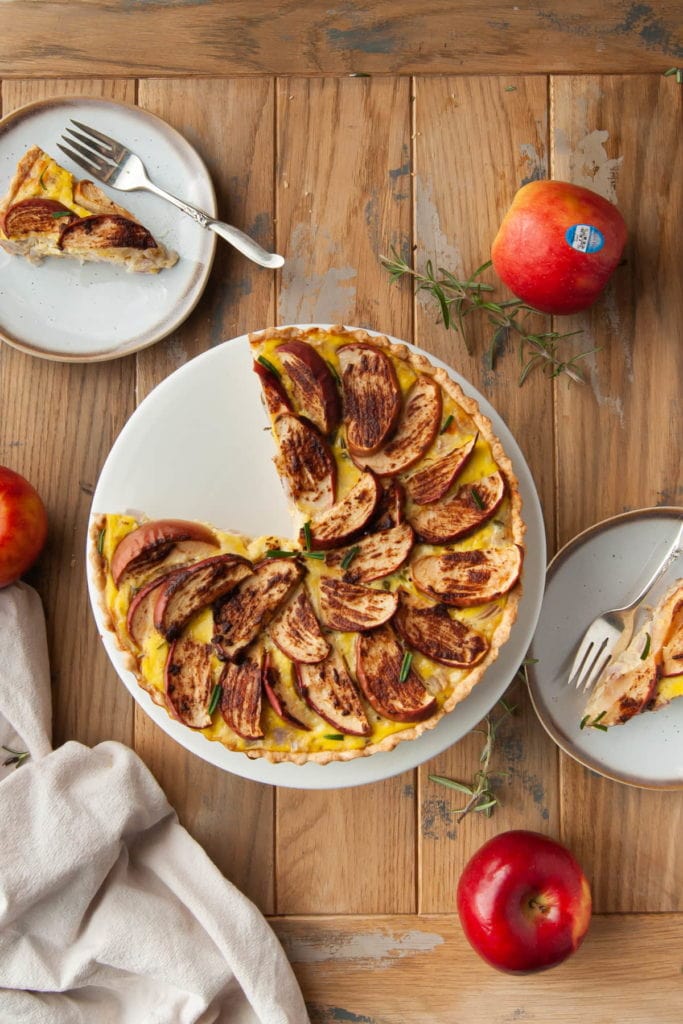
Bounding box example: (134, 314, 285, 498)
(0, 146, 177, 272)
(91, 326, 525, 764)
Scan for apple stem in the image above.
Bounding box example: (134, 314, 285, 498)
(528, 897, 549, 914)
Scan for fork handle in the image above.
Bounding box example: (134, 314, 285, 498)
(624, 520, 683, 610)
(141, 179, 284, 270)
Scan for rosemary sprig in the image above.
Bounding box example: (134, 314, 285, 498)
(256, 354, 281, 379)
(399, 650, 413, 682)
(579, 709, 609, 731)
(429, 698, 516, 820)
(340, 545, 361, 570)
(208, 684, 222, 717)
(2, 745, 30, 769)
(380, 248, 597, 385)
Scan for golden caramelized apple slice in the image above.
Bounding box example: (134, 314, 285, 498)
(165, 636, 213, 729)
(110, 518, 220, 587)
(338, 343, 401, 455)
(273, 412, 337, 513)
(58, 214, 158, 252)
(219, 652, 264, 740)
(353, 376, 442, 476)
(356, 625, 437, 722)
(305, 471, 381, 550)
(408, 471, 506, 544)
(661, 593, 683, 678)
(262, 653, 311, 730)
(277, 340, 342, 435)
(404, 434, 478, 505)
(394, 591, 489, 667)
(412, 545, 523, 607)
(295, 649, 371, 736)
(213, 557, 304, 661)
(2, 197, 78, 238)
(154, 554, 253, 641)
(326, 522, 414, 584)
(253, 359, 293, 418)
(319, 577, 398, 631)
(269, 586, 330, 663)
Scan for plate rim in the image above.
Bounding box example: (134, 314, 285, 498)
(86, 324, 546, 789)
(526, 505, 683, 791)
(0, 94, 217, 363)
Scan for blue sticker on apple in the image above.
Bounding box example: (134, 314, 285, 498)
(565, 224, 605, 254)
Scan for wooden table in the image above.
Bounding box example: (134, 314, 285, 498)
(1, 3, 681, 1020)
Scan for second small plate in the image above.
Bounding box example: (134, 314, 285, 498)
(0, 96, 217, 361)
(527, 507, 683, 790)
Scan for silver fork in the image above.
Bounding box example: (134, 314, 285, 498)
(58, 120, 284, 270)
(567, 520, 683, 691)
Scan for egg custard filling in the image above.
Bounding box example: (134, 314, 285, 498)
(0, 146, 177, 272)
(91, 326, 525, 764)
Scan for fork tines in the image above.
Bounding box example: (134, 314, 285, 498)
(58, 120, 128, 180)
(568, 638, 612, 690)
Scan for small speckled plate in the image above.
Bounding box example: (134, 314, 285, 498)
(0, 97, 216, 361)
(527, 508, 683, 790)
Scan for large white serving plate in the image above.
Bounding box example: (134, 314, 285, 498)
(0, 96, 216, 361)
(527, 508, 683, 789)
(87, 326, 546, 789)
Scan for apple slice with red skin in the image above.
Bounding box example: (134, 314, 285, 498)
(110, 519, 220, 587)
(2, 197, 79, 238)
(276, 340, 341, 435)
(305, 470, 381, 550)
(408, 471, 506, 544)
(404, 433, 478, 505)
(153, 553, 253, 642)
(253, 359, 293, 418)
(353, 376, 442, 477)
(58, 214, 158, 252)
(126, 569, 184, 647)
(355, 625, 437, 722)
(165, 636, 213, 729)
(219, 651, 264, 740)
(412, 545, 523, 608)
(318, 577, 398, 632)
(269, 586, 330, 663)
(394, 591, 489, 667)
(338, 343, 402, 455)
(325, 522, 414, 584)
(273, 412, 337, 513)
(262, 653, 311, 730)
(213, 557, 304, 661)
(295, 649, 371, 736)
(457, 830, 592, 974)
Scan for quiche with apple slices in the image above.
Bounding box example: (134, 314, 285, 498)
(91, 326, 525, 764)
(0, 146, 177, 272)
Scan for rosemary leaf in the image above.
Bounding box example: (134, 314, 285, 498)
(340, 545, 361, 570)
(399, 650, 413, 682)
(208, 684, 222, 716)
(257, 355, 281, 379)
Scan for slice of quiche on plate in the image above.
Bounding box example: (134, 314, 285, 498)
(90, 326, 527, 767)
(0, 145, 177, 273)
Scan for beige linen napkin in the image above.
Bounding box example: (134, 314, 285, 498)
(0, 582, 309, 1024)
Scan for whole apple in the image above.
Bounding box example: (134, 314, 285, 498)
(491, 180, 627, 315)
(457, 829, 592, 974)
(0, 466, 48, 588)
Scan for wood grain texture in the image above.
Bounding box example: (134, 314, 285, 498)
(131, 78, 278, 912)
(275, 77, 416, 916)
(274, 913, 683, 1024)
(551, 74, 682, 912)
(0, 78, 136, 750)
(411, 76, 561, 912)
(0, 2, 682, 77)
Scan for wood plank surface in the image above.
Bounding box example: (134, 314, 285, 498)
(274, 913, 683, 1023)
(1, 2, 682, 78)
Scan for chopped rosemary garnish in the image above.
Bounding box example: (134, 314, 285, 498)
(641, 633, 651, 660)
(340, 545, 360, 570)
(325, 359, 341, 385)
(302, 550, 325, 560)
(381, 247, 596, 385)
(430, 698, 516, 820)
(303, 520, 312, 551)
(470, 486, 485, 510)
(2, 745, 30, 769)
(51, 209, 73, 218)
(399, 650, 413, 682)
(208, 684, 222, 716)
(440, 414, 454, 434)
(579, 715, 590, 730)
(265, 548, 297, 558)
(663, 67, 683, 83)
(97, 527, 106, 556)
(581, 709, 609, 731)
(324, 733, 345, 740)
(257, 354, 281, 379)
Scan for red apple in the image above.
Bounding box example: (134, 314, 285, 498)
(491, 180, 627, 315)
(0, 466, 48, 588)
(457, 830, 591, 973)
